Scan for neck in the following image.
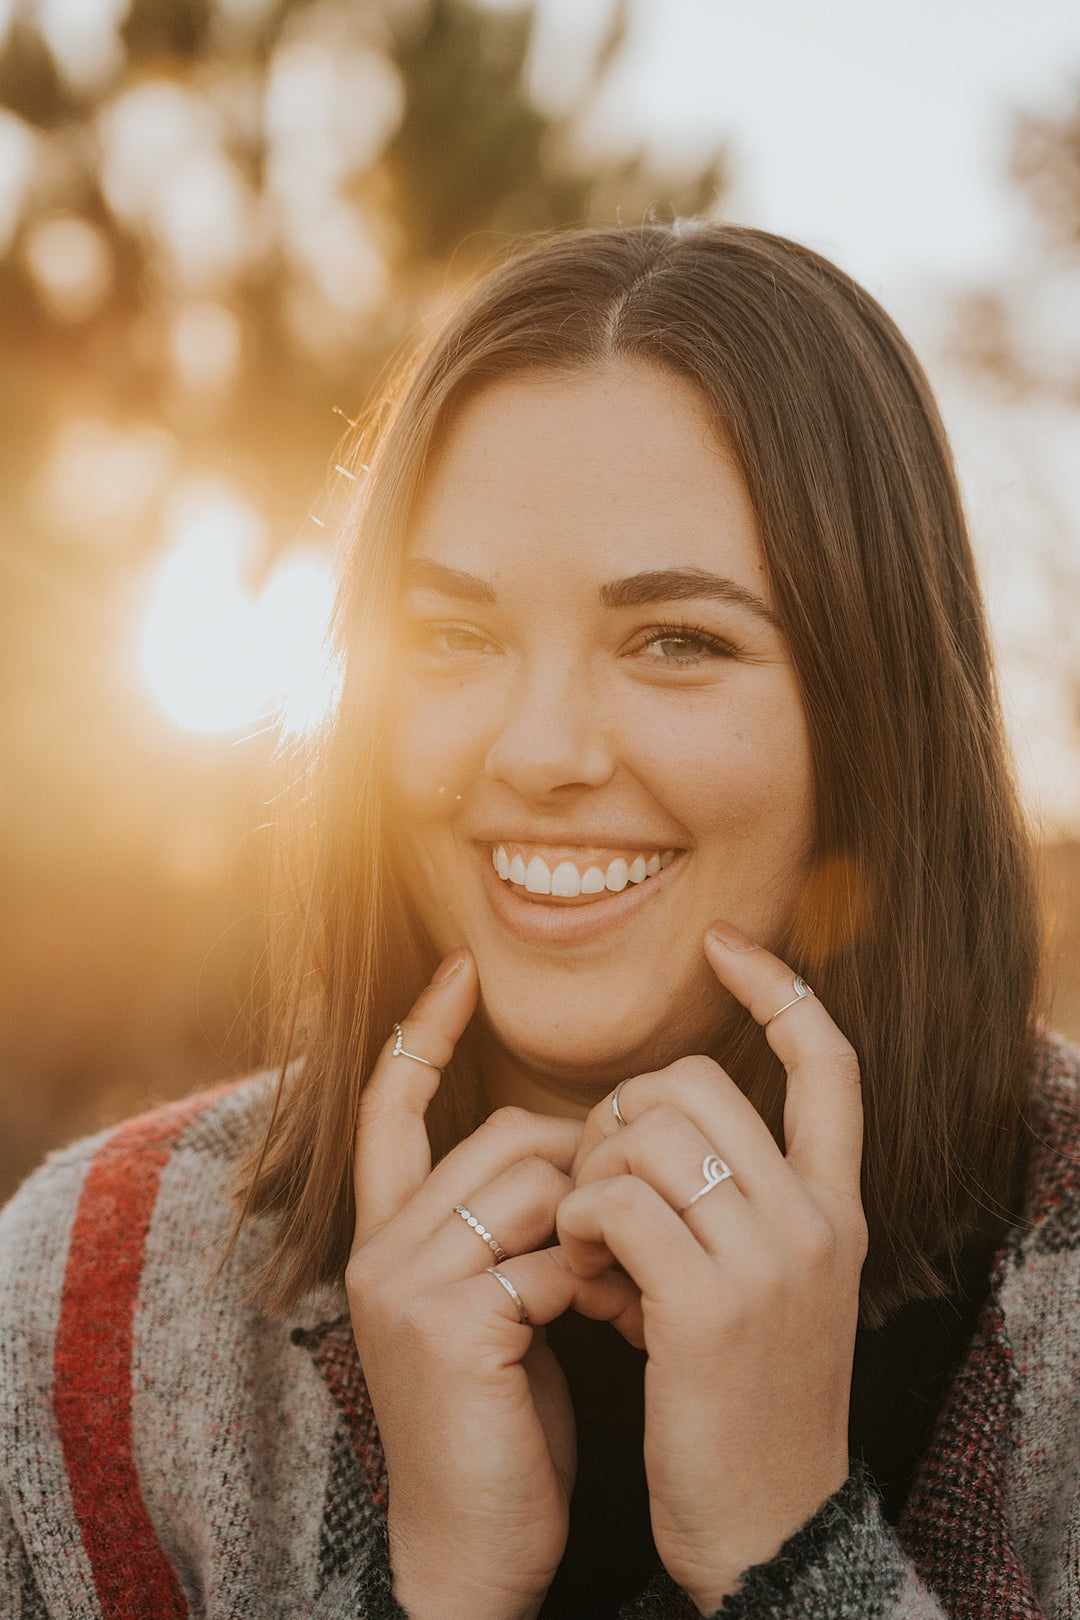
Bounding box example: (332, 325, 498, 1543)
(475, 1024, 593, 1121)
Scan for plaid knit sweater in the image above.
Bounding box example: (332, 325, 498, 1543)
(2, 1034, 1079, 1619)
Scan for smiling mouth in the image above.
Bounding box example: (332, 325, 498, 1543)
(491, 843, 677, 904)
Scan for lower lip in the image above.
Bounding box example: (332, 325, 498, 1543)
(477, 848, 682, 947)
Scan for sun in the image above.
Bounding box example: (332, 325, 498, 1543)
(137, 480, 339, 738)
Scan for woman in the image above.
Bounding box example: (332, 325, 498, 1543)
(1, 223, 1076, 1619)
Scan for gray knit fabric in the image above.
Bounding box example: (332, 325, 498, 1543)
(2, 1034, 1079, 1617)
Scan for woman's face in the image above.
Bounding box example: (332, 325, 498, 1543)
(386, 361, 814, 1103)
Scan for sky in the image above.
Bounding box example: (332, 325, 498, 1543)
(529, 0, 1080, 304)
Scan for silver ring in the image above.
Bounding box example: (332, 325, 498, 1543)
(611, 1081, 629, 1128)
(764, 976, 813, 1029)
(453, 1204, 508, 1263)
(485, 1266, 530, 1324)
(392, 1023, 442, 1071)
(677, 1153, 734, 1213)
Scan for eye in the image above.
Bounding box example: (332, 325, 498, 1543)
(406, 620, 500, 660)
(635, 624, 739, 665)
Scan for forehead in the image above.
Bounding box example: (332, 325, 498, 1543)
(406, 361, 767, 594)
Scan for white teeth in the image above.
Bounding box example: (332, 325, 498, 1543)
(525, 855, 552, 893)
(492, 845, 678, 896)
(605, 857, 629, 892)
(551, 861, 582, 897)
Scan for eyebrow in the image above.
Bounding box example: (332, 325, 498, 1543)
(598, 567, 779, 627)
(404, 557, 497, 603)
(403, 557, 779, 628)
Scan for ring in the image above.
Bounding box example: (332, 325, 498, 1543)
(392, 1023, 442, 1071)
(485, 1266, 530, 1324)
(453, 1204, 508, 1263)
(677, 1152, 734, 1213)
(764, 976, 813, 1029)
(611, 1081, 629, 1127)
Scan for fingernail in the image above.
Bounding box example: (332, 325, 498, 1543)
(432, 950, 467, 984)
(707, 919, 760, 952)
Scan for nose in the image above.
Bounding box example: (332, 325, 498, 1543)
(483, 657, 615, 801)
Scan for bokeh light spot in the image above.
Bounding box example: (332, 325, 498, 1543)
(169, 302, 242, 396)
(36, 417, 177, 547)
(24, 216, 112, 322)
(38, 0, 129, 91)
(0, 111, 37, 255)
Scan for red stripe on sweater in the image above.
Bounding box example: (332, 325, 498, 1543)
(53, 1094, 219, 1619)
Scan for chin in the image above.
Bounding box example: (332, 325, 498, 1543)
(479, 996, 712, 1091)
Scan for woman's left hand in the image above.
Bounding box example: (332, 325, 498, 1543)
(556, 922, 868, 1617)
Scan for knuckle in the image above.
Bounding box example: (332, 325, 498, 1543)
(631, 1102, 684, 1140)
(482, 1104, 534, 1140)
(512, 1153, 570, 1204)
(602, 1173, 649, 1217)
(663, 1055, 723, 1089)
(846, 1207, 870, 1266)
(826, 1040, 862, 1085)
(793, 1208, 840, 1270)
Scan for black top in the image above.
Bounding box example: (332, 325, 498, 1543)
(538, 1230, 1000, 1619)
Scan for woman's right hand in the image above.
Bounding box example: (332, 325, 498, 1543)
(346, 950, 640, 1620)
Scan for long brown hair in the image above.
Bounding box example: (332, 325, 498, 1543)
(234, 223, 1042, 1328)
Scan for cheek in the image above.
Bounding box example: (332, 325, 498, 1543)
(385, 674, 488, 812)
(625, 676, 812, 845)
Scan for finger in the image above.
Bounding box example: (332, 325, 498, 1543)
(461, 1245, 643, 1346)
(353, 949, 478, 1243)
(557, 1175, 704, 1302)
(573, 1058, 789, 1204)
(385, 1108, 582, 1251)
(571, 1107, 759, 1257)
(410, 1156, 572, 1288)
(703, 921, 863, 1203)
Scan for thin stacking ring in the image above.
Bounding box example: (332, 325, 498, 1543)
(611, 1081, 629, 1128)
(677, 1153, 735, 1213)
(453, 1204, 508, 1263)
(764, 976, 814, 1029)
(392, 1023, 442, 1071)
(485, 1266, 530, 1324)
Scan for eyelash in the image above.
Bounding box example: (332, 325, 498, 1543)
(635, 621, 740, 664)
(410, 619, 740, 667)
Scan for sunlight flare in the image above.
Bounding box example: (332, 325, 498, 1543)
(137, 481, 338, 737)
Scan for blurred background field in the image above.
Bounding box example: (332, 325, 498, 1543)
(3, 0, 1080, 1203)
